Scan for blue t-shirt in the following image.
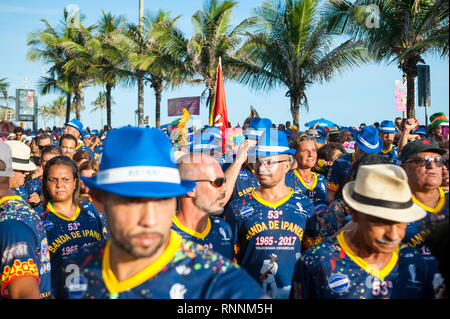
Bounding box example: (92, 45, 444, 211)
(39, 201, 107, 289)
(224, 188, 319, 298)
(379, 144, 401, 165)
(402, 188, 449, 290)
(290, 230, 434, 299)
(12, 186, 28, 202)
(285, 170, 327, 202)
(230, 163, 260, 202)
(327, 153, 355, 194)
(54, 231, 266, 299)
(172, 215, 234, 259)
(0, 196, 52, 299)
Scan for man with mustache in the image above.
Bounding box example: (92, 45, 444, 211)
(400, 138, 448, 298)
(173, 153, 234, 259)
(290, 164, 434, 299)
(53, 126, 265, 299)
(378, 120, 401, 165)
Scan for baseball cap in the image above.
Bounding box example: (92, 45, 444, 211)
(400, 138, 447, 163)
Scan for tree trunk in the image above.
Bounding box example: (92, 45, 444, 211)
(290, 94, 301, 128)
(106, 83, 112, 129)
(137, 76, 144, 127)
(65, 92, 71, 123)
(155, 86, 162, 128)
(405, 69, 416, 119)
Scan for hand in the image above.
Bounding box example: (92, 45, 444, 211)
(28, 192, 41, 205)
(404, 118, 419, 132)
(235, 139, 254, 165)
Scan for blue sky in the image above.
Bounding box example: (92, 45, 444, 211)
(0, 0, 448, 131)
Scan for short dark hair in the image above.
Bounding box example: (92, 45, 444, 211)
(79, 160, 98, 173)
(13, 127, 24, 134)
(60, 134, 77, 146)
(41, 145, 61, 158)
(317, 142, 346, 162)
(73, 149, 91, 163)
(36, 133, 52, 145)
(41, 156, 80, 208)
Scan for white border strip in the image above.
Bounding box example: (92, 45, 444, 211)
(96, 166, 181, 184)
(256, 145, 290, 152)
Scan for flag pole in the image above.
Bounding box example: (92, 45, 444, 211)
(209, 57, 221, 126)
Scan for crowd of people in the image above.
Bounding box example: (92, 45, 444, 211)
(0, 110, 448, 299)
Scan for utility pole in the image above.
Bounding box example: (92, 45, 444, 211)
(137, 0, 144, 127)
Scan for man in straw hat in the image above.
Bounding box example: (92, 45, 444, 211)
(290, 164, 434, 299)
(5, 140, 37, 201)
(225, 129, 319, 299)
(53, 126, 265, 299)
(0, 140, 52, 299)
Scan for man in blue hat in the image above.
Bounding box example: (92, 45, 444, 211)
(63, 119, 83, 141)
(327, 126, 383, 202)
(53, 126, 265, 299)
(222, 117, 273, 205)
(379, 120, 401, 165)
(224, 129, 319, 299)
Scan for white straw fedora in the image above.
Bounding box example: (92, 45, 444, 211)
(4, 140, 37, 172)
(342, 164, 426, 223)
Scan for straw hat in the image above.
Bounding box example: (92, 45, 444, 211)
(4, 140, 37, 172)
(342, 164, 426, 223)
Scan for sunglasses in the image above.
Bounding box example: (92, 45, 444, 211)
(195, 177, 226, 187)
(407, 156, 444, 167)
(13, 170, 29, 174)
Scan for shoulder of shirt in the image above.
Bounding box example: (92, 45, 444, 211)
(210, 216, 231, 228)
(177, 237, 239, 271)
(229, 192, 253, 207)
(302, 236, 340, 260)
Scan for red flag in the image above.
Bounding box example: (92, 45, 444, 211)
(209, 58, 229, 134)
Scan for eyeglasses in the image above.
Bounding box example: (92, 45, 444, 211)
(194, 177, 226, 188)
(255, 159, 288, 168)
(406, 156, 444, 167)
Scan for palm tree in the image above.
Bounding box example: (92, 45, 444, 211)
(126, 10, 189, 128)
(94, 11, 128, 128)
(233, 0, 372, 126)
(91, 91, 115, 128)
(159, 0, 255, 119)
(322, 0, 449, 119)
(27, 9, 95, 121)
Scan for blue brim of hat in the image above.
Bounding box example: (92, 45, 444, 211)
(65, 122, 83, 134)
(247, 148, 296, 157)
(81, 176, 196, 198)
(355, 136, 383, 154)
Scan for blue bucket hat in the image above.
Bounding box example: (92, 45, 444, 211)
(248, 129, 296, 157)
(81, 132, 91, 139)
(379, 120, 398, 133)
(354, 126, 383, 154)
(243, 117, 273, 140)
(414, 127, 428, 136)
(64, 119, 83, 135)
(81, 126, 196, 198)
